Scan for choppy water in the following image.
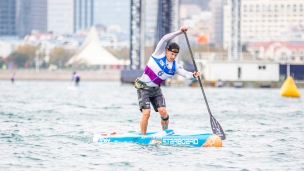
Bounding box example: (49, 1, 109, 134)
(0, 81, 303, 171)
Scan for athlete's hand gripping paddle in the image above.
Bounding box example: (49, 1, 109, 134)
(183, 31, 226, 140)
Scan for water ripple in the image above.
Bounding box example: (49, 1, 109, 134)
(0, 81, 303, 170)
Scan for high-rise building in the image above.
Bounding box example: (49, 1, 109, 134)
(17, 0, 47, 38)
(0, 0, 17, 36)
(1, 0, 47, 38)
(74, 0, 94, 32)
(210, 0, 225, 48)
(47, 0, 74, 35)
(224, 0, 304, 50)
(2, 0, 95, 37)
(31, 0, 48, 33)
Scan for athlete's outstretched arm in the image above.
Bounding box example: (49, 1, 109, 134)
(152, 31, 180, 57)
(152, 27, 188, 57)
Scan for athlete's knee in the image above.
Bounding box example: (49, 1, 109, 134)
(158, 107, 169, 120)
(158, 107, 167, 116)
(142, 109, 151, 119)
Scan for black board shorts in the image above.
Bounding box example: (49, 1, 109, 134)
(137, 88, 166, 112)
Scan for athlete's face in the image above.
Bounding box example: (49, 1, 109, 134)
(166, 49, 178, 62)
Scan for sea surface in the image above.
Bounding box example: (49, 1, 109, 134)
(0, 81, 303, 171)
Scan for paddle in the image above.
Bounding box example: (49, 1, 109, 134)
(183, 31, 226, 140)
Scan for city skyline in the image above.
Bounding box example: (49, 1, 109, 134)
(0, 0, 211, 38)
(1, 0, 304, 57)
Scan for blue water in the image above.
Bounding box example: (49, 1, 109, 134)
(0, 81, 303, 170)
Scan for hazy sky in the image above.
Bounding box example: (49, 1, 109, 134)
(94, 0, 131, 32)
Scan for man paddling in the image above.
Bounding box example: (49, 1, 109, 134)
(135, 26, 200, 135)
(72, 71, 80, 86)
(11, 72, 15, 84)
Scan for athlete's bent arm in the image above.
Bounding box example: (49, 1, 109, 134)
(175, 63, 200, 79)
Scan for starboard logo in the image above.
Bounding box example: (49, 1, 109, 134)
(162, 138, 199, 145)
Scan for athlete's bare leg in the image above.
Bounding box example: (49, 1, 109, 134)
(140, 109, 151, 135)
(158, 107, 169, 130)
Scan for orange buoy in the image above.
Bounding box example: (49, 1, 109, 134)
(280, 76, 300, 98)
(202, 134, 222, 147)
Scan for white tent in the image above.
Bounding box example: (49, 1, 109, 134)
(67, 27, 123, 65)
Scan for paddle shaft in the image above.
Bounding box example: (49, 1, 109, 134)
(183, 31, 226, 140)
(183, 32, 212, 117)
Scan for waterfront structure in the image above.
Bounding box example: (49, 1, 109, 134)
(247, 41, 304, 64)
(67, 27, 124, 68)
(279, 64, 304, 80)
(224, 0, 304, 50)
(199, 60, 279, 82)
(193, 51, 282, 84)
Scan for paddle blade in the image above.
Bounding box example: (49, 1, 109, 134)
(210, 115, 226, 140)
